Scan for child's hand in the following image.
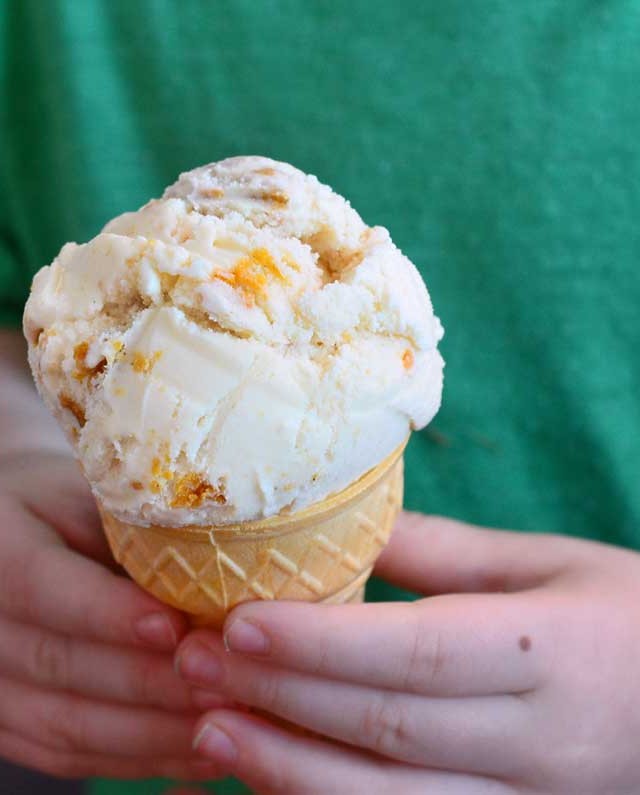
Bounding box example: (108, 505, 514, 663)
(0, 451, 223, 782)
(176, 512, 640, 794)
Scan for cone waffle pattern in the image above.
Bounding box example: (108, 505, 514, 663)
(100, 447, 404, 627)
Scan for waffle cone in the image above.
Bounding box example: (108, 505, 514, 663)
(99, 443, 404, 627)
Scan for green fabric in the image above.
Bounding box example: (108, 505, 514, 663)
(3, 0, 640, 791)
(90, 777, 249, 795)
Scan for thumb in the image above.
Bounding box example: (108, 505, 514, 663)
(374, 511, 577, 595)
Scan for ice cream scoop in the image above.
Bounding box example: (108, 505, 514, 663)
(24, 156, 444, 530)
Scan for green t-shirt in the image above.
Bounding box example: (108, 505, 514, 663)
(3, 1, 640, 792)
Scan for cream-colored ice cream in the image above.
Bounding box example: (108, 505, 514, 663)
(24, 156, 444, 527)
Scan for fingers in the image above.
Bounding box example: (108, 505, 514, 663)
(176, 634, 528, 775)
(192, 710, 516, 795)
(376, 512, 577, 595)
(0, 615, 199, 711)
(0, 728, 222, 781)
(219, 595, 545, 696)
(3, 452, 114, 565)
(0, 675, 197, 758)
(0, 496, 187, 650)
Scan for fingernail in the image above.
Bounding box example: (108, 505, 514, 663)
(134, 613, 178, 650)
(177, 642, 223, 687)
(193, 722, 237, 765)
(224, 618, 269, 655)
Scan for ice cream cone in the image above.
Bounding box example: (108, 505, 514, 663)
(99, 442, 405, 627)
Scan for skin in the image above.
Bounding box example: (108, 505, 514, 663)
(176, 518, 640, 793)
(6, 324, 640, 793)
(0, 330, 224, 783)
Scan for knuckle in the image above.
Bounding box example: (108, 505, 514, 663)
(129, 655, 171, 707)
(403, 615, 446, 693)
(42, 698, 87, 753)
(309, 638, 331, 677)
(131, 659, 158, 705)
(255, 672, 284, 712)
(76, 568, 127, 643)
(359, 693, 411, 758)
(29, 633, 70, 688)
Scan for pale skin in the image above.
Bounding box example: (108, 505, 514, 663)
(4, 329, 640, 793)
(0, 330, 227, 782)
(176, 504, 640, 791)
